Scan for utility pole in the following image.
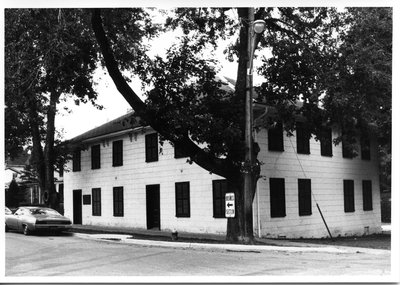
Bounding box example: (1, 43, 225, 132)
(243, 8, 266, 242)
(243, 8, 255, 242)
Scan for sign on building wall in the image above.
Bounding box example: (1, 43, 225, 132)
(225, 193, 235, 218)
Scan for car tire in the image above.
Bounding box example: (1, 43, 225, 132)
(23, 225, 30, 235)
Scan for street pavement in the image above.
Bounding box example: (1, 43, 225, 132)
(4, 230, 392, 279)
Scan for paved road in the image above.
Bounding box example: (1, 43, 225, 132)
(5, 231, 391, 277)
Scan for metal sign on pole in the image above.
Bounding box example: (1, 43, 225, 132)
(225, 193, 235, 218)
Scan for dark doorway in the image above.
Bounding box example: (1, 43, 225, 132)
(146, 184, 160, 230)
(73, 189, 82, 224)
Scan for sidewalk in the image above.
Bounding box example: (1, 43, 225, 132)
(69, 224, 391, 255)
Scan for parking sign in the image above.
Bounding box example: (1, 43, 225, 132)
(225, 193, 235, 218)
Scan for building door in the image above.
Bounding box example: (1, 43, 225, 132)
(146, 184, 160, 230)
(73, 189, 82, 224)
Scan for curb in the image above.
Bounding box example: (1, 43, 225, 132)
(72, 233, 390, 255)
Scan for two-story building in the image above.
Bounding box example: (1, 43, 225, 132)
(63, 111, 381, 238)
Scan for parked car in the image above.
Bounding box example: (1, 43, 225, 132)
(5, 207, 12, 215)
(5, 206, 72, 235)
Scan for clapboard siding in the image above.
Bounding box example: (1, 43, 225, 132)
(253, 127, 381, 238)
(64, 125, 381, 238)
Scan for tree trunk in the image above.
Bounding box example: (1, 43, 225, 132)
(43, 90, 59, 210)
(27, 96, 46, 199)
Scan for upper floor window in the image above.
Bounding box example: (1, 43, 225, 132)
(320, 127, 333, 157)
(174, 143, 187, 159)
(342, 133, 356, 159)
(91, 144, 101, 169)
(112, 140, 123, 167)
(145, 133, 159, 162)
(296, 122, 310, 154)
(343, 180, 355, 213)
(72, 149, 81, 172)
(268, 122, 284, 152)
(361, 136, 371, 161)
(270, 178, 286, 218)
(212, 179, 227, 218)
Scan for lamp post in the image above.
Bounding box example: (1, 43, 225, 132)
(243, 8, 266, 241)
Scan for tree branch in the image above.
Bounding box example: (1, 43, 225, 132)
(90, 8, 234, 178)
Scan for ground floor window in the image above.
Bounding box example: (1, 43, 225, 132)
(92, 188, 101, 216)
(362, 180, 373, 211)
(298, 179, 312, 216)
(175, 182, 190, 217)
(343, 180, 355, 212)
(270, 178, 286, 218)
(212, 180, 227, 218)
(113, 187, 124, 217)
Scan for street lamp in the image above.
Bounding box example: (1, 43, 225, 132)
(243, 10, 266, 242)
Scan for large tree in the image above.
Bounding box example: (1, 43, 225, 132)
(5, 9, 158, 209)
(90, 7, 356, 242)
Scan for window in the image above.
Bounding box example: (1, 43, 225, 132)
(298, 179, 312, 216)
(72, 149, 81, 172)
(58, 184, 64, 203)
(343, 180, 355, 212)
(92, 188, 101, 216)
(320, 127, 333, 157)
(268, 122, 284, 151)
(112, 140, 123, 167)
(296, 122, 310, 154)
(362, 180, 373, 211)
(212, 180, 227, 218)
(145, 133, 159, 162)
(91, 144, 101, 169)
(113, 187, 124, 217)
(342, 133, 356, 158)
(174, 143, 187, 159)
(175, 182, 190, 217)
(361, 136, 371, 161)
(270, 178, 286, 218)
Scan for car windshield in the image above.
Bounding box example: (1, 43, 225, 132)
(29, 208, 62, 216)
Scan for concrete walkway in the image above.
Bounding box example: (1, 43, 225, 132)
(69, 224, 391, 255)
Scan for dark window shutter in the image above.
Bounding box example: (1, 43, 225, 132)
(145, 133, 159, 162)
(212, 180, 227, 218)
(270, 178, 286, 218)
(91, 144, 101, 169)
(298, 179, 312, 216)
(343, 180, 355, 212)
(174, 143, 187, 159)
(72, 150, 81, 172)
(296, 122, 310, 154)
(112, 140, 123, 166)
(175, 182, 190, 217)
(268, 122, 284, 151)
(320, 127, 333, 157)
(113, 187, 124, 217)
(92, 188, 102, 216)
(362, 180, 373, 211)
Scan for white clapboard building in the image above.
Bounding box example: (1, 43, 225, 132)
(63, 111, 381, 238)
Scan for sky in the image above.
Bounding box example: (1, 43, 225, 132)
(56, 9, 241, 140)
